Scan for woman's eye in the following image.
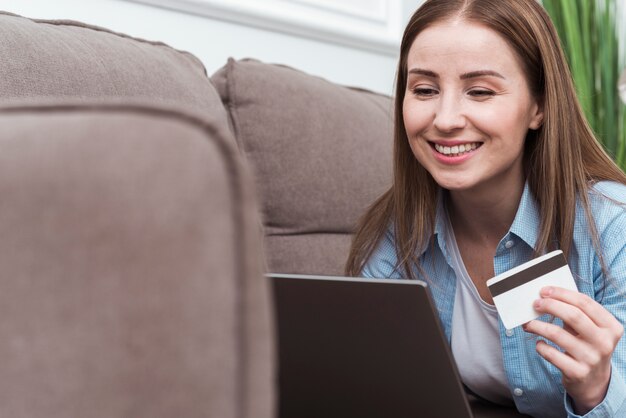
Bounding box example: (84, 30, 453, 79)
(411, 87, 438, 97)
(468, 89, 495, 98)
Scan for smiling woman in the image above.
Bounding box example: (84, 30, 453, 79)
(345, 0, 626, 417)
(403, 20, 542, 196)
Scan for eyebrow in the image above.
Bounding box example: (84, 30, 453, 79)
(407, 68, 505, 80)
(461, 70, 505, 80)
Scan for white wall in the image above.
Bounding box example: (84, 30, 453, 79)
(3, 0, 425, 95)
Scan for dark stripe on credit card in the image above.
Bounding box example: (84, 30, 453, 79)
(488, 252, 567, 297)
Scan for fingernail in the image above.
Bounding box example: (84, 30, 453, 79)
(541, 286, 553, 297)
(533, 299, 542, 309)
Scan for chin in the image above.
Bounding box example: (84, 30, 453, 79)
(430, 175, 474, 191)
(440, 184, 472, 192)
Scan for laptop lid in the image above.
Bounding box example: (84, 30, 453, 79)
(268, 273, 473, 418)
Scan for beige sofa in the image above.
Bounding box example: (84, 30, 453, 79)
(0, 11, 527, 418)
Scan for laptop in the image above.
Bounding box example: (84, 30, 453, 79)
(267, 273, 474, 418)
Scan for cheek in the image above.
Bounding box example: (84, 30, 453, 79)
(477, 105, 534, 137)
(469, 113, 529, 151)
(501, 118, 532, 148)
(407, 135, 430, 168)
(403, 101, 437, 165)
(402, 101, 431, 137)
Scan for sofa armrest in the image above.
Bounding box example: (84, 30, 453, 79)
(0, 101, 274, 418)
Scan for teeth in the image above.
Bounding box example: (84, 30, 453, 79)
(434, 142, 480, 156)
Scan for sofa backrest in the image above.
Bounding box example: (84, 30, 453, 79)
(212, 59, 393, 275)
(0, 102, 273, 418)
(0, 11, 224, 117)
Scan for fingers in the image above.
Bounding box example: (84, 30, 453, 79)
(540, 287, 618, 330)
(523, 320, 592, 361)
(535, 287, 624, 346)
(534, 340, 590, 382)
(533, 296, 599, 341)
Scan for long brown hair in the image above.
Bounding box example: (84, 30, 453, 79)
(345, 0, 626, 281)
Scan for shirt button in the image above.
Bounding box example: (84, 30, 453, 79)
(513, 388, 524, 397)
(505, 329, 514, 337)
(505, 240, 515, 249)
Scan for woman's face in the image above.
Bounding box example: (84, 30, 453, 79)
(403, 19, 543, 195)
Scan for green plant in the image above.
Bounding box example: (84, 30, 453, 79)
(543, 0, 626, 169)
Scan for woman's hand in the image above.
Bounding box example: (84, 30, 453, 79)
(523, 286, 624, 415)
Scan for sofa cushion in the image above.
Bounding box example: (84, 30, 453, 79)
(0, 11, 223, 117)
(212, 58, 393, 275)
(0, 102, 273, 418)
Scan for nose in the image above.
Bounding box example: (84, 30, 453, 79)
(433, 93, 466, 133)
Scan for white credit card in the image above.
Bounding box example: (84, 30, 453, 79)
(486, 250, 578, 330)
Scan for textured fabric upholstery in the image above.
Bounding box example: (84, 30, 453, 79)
(0, 11, 225, 117)
(212, 58, 393, 275)
(0, 102, 273, 418)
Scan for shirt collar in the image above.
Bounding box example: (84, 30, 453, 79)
(508, 181, 540, 249)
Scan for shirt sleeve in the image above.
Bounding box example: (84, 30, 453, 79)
(564, 193, 626, 417)
(360, 226, 404, 279)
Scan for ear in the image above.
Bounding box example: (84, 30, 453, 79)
(528, 101, 544, 130)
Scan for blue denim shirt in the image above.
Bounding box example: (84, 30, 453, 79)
(362, 181, 626, 418)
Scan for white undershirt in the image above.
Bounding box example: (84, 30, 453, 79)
(446, 214, 514, 406)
